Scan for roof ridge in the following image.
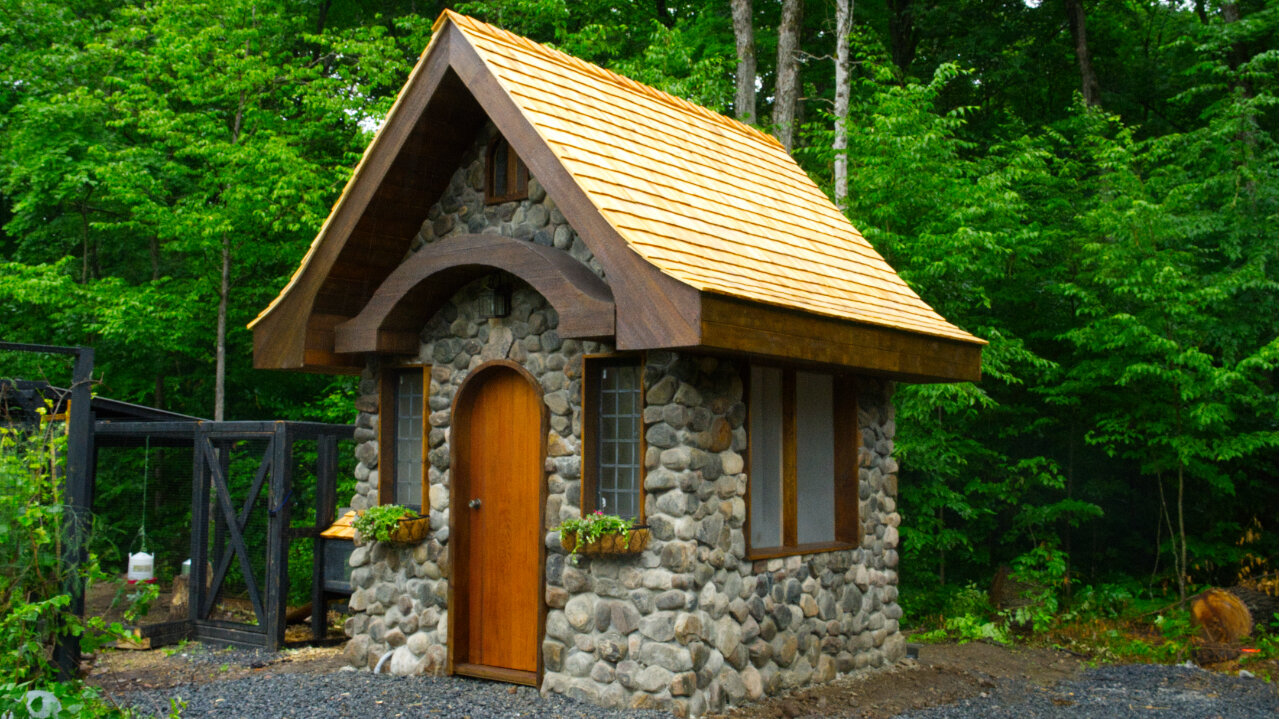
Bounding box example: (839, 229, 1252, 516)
(436, 9, 783, 151)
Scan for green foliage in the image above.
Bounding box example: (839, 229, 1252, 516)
(0, 0, 1274, 633)
(352, 504, 417, 543)
(0, 416, 155, 716)
(1003, 543, 1069, 633)
(913, 584, 1010, 645)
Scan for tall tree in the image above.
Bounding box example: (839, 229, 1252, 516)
(731, 0, 756, 123)
(833, 0, 853, 208)
(886, 0, 916, 75)
(772, 0, 803, 151)
(1064, 0, 1101, 105)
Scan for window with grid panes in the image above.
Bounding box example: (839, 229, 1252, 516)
(392, 369, 425, 510)
(585, 358, 642, 519)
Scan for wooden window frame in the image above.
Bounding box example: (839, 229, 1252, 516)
(581, 353, 646, 522)
(378, 364, 430, 510)
(745, 365, 860, 560)
(485, 137, 529, 204)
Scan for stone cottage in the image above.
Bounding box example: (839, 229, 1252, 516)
(250, 10, 984, 717)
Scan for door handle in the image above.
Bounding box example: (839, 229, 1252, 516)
(468, 498, 482, 510)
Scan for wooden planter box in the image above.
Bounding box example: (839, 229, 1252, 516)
(386, 516, 431, 544)
(560, 526, 650, 557)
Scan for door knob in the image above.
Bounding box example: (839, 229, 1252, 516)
(468, 498, 482, 509)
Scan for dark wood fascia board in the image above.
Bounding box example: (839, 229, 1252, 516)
(699, 294, 983, 383)
(334, 234, 616, 355)
(444, 25, 702, 351)
(251, 31, 455, 370)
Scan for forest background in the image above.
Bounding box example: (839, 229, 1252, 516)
(0, 0, 1275, 618)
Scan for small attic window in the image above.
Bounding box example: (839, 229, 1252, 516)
(486, 137, 529, 203)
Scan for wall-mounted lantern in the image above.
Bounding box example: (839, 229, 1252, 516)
(477, 277, 511, 319)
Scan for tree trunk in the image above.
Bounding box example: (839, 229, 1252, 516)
(772, 0, 803, 152)
(1064, 0, 1101, 106)
(731, 0, 756, 124)
(936, 503, 946, 584)
(1176, 461, 1187, 604)
(887, 0, 917, 75)
(214, 235, 229, 421)
(214, 91, 245, 422)
(833, 0, 852, 209)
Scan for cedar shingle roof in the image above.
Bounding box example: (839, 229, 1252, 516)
(442, 11, 979, 345)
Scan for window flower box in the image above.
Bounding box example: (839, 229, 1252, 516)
(556, 512, 649, 562)
(559, 526, 650, 557)
(352, 504, 430, 545)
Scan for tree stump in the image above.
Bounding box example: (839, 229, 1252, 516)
(1191, 588, 1252, 644)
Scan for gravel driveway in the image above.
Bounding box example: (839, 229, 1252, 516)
(122, 670, 674, 719)
(109, 644, 1276, 719)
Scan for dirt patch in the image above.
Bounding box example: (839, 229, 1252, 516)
(89, 643, 348, 698)
(705, 642, 1083, 719)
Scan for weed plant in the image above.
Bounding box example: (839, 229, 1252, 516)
(904, 544, 1278, 680)
(0, 413, 169, 717)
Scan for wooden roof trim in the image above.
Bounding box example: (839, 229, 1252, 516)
(334, 234, 615, 355)
(699, 295, 982, 383)
(250, 30, 456, 369)
(444, 22, 702, 350)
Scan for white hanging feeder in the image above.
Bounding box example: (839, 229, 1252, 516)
(127, 437, 157, 584)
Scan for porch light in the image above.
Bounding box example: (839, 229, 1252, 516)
(477, 278, 511, 319)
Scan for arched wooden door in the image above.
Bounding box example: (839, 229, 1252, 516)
(450, 363, 545, 684)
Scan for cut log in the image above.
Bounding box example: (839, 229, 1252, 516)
(168, 574, 189, 621)
(990, 564, 1042, 610)
(286, 602, 314, 624)
(1191, 588, 1252, 644)
(1228, 585, 1277, 627)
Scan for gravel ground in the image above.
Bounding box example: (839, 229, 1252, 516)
(120, 670, 676, 719)
(111, 644, 1276, 719)
(893, 663, 1277, 719)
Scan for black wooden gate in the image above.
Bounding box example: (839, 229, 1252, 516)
(93, 419, 350, 651)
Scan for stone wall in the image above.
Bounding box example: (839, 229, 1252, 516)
(340, 122, 906, 716)
(344, 279, 607, 676)
(539, 354, 904, 716)
(408, 121, 604, 279)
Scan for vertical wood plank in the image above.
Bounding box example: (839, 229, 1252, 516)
(782, 371, 798, 548)
(419, 365, 431, 512)
(190, 427, 211, 625)
(378, 369, 395, 506)
(580, 357, 600, 516)
(264, 423, 291, 651)
(833, 377, 860, 545)
(312, 433, 338, 640)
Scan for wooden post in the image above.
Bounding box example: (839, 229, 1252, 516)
(55, 346, 94, 678)
(312, 433, 338, 640)
(264, 422, 292, 650)
(190, 424, 212, 625)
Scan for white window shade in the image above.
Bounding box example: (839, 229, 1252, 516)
(795, 372, 835, 544)
(749, 366, 784, 548)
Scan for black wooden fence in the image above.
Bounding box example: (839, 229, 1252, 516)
(94, 419, 352, 651)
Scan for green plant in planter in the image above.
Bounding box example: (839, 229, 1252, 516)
(555, 511, 636, 563)
(352, 504, 419, 543)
